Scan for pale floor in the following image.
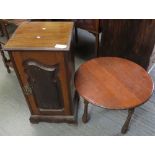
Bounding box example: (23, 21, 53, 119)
(0, 26, 155, 136)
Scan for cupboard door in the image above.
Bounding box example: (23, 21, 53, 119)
(23, 59, 64, 110)
(11, 51, 71, 115)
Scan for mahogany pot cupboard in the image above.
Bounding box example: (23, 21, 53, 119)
(4, 22, 79, 123)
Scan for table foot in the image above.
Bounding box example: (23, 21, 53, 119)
(82, 100, 89, 123)
(121, 108, 135, 134)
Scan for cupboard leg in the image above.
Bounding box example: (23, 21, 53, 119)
(29, 117, 39, 124)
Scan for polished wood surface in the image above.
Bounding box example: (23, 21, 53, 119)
(75, 57, 153, 109)
(100, 19, 155, 70)
(5, 21, 78, 123)
(5, 22, 74, 51)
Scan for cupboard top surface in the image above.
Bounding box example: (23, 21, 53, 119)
(4, 22, 74, 51)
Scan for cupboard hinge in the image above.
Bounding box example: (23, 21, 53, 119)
(23, 84, 32, 95)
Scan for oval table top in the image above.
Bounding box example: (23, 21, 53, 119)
(75, 57, 154, 109)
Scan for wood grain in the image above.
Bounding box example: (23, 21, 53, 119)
(100, 19, 155, 70)
(75, 57, 153, 109)
(4, 21, 74, 51)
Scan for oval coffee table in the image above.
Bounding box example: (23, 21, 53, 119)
(75, 57, 153, 134)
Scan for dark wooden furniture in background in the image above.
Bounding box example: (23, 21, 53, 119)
(4, 21, 79, 123)
(74, 19, 101, 57)
(100, 19, 155, 70)
(0, 41, 12, 73)
(0, 20, 27, 73)
(0, 20, 10, 39)
(0, 19, 27, 39)
(0, 24, 4, 36)
(75, 57, 153, 133)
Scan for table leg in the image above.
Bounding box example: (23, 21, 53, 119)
(82, 99, 89, 123)
(121, 108, 135, 134)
